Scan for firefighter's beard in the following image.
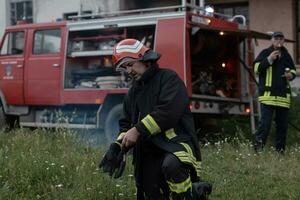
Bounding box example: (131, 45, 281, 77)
(130, 72, 141, 81)
(128, 69, 145, 81)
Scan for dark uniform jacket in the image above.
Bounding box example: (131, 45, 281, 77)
(254, 46, 297, 108)
(118, 64, 202, 182)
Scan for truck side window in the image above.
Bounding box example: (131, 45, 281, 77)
(33, 29, 61, 54)
(0, 32, 24, 55)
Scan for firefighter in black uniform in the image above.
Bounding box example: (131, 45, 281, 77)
(99, 39, 211, 199)
(253, 31, 297, 152)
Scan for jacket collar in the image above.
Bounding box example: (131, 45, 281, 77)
(135, 63, 159, 85)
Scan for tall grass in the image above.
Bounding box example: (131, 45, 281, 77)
(0, 128, 135, 200)
(1, 128, 300, 199)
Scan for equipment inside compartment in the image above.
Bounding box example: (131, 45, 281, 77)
(64, 25, 155, 89)
(190, 29, 241, 98)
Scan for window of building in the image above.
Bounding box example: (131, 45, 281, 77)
(0, 32, 25, 55)
(207, 2, 249, 25)
(63, 10, 94, 20)
(33, 29, 61, 54)
(10, 0, 33, 25)
(63, 12, 79, 21)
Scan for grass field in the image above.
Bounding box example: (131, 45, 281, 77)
(0, 128, 300, 200)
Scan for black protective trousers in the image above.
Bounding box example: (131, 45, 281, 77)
(135, 146, 190, 200)
(255, 104, 289, 151)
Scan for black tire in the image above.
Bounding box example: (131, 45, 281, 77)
(6, 115, 19, 129)
(104, 104, 123, 143)
(0, 106, 7, 129)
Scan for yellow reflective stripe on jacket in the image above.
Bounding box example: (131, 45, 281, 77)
(165, 128, 177, 139)
(254, 62, 260, 74)
(263, 91, 271, 97)
(290, 69, 296, 75)
(259, 101, 290, 108)
(265, 67, 269, 86)
(167, 175, 192, 193)
(259, 96, 291, 103)
(117, 132, 126, 141)
(141, 114, 161, 135)
(265, 66, 272, 86)
(258, 96, 291, 108)
(269, 67, 272, 86)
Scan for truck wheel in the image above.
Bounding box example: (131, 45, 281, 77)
(104, 104, 123, 143)
(6, 115, 19, 129)
(0, 106, 7, 129)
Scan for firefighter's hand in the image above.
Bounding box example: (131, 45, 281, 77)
(121, 127, 140, 148)
(284, 72, 293, 81)
(268, 50, 280, 62)
(99, 142, 121, 176)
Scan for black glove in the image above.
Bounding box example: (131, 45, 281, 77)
(99, 143, 121, 176)
(113, 148, 127, 179)
(192, 181, 212, 200)
(99, 143, 127, 178)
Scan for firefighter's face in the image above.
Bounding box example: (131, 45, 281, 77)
(123, 61, 147, 80)
(271, 36, 285, 49)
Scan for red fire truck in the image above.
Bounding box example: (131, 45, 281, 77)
(0, 1, 271, 141)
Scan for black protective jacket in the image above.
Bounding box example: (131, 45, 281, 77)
(254, 46, 296, 108)
(118, 64, 202, 182)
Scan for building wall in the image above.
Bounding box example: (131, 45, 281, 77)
(34, 0, 120, 23)
(206, 0, 247, 4)
(0, 0, 120, 30)
(249, 0, 294, 59)
(0, 0, 8, 37)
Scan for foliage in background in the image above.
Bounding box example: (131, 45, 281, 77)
(0, 128, 300, 199)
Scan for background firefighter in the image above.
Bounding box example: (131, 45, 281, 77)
(99, 39, 212, 199)
(253, 31, 297, 152)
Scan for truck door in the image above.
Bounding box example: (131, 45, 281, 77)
(0, 30, 26, 105)
(25, 26, 66, 105)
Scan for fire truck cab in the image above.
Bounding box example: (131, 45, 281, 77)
(0, 1, 267, 141)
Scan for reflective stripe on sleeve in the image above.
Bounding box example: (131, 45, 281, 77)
(141, 114, 161, 135)
(165, 128, 177, 139)
(117, 132, 126, 142)
(254, 62, 260, 74)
